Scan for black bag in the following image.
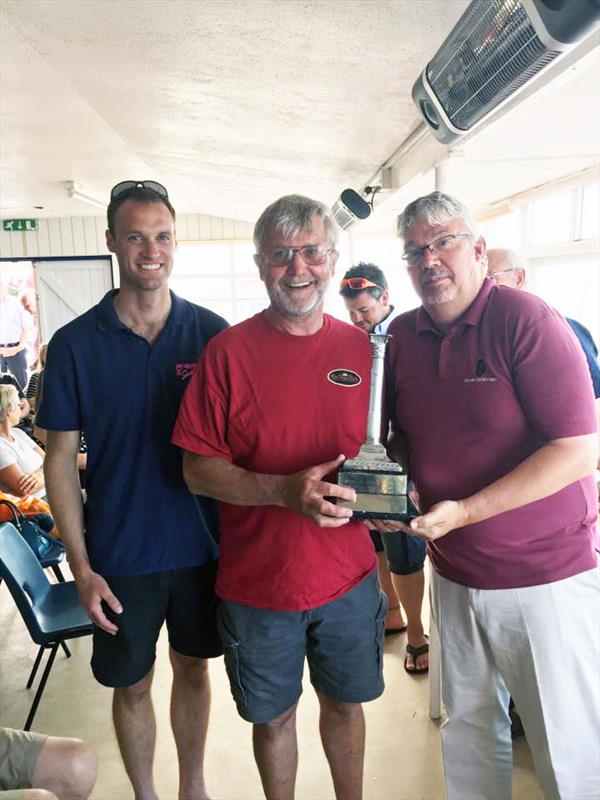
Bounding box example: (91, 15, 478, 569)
(0, 499, 65, 561)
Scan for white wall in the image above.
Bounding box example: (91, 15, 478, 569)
(0, 213, 254, 259)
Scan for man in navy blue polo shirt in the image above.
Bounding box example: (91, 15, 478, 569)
(37, 181, 228, 800)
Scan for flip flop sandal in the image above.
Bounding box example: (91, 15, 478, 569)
(385, 624, 408, 636)
(384, 605, 407, 636)
(404, 639, 429, 675)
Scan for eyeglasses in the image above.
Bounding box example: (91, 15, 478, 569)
(110, 180, 169, 201)
(402, 233, 472, 266)
(339, 277, 383, 291)
(487, 268, 516, 280)
(260, 245, 333, 267)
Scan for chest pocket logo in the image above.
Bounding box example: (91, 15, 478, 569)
(327, 369, 362, 387)
(176, 363, 197, 380)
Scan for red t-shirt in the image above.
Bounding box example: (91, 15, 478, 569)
(386, 279, 598, 590)
(172, 312, 377, 610)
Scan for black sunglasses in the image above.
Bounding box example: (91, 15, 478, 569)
(110, 180, 169, 201)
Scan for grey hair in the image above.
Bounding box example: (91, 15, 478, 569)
(487, 248, 526, 272)
(397, 191, 480, 241)
(0, 384, 20, 423)
(254, 194, 338, 254)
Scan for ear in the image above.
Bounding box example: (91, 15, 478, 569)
(105, 229, 116, 253)
(329, 249, 339, 274)
(515, 268, 527, 288)
(381, 289, 390, 307)
(254, 253, 266, 281)
(474, 235, 486, 265)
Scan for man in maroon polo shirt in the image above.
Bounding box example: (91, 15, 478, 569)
(376, 191, 599, 800)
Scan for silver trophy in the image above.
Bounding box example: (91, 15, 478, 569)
(338, 333, 417, 520)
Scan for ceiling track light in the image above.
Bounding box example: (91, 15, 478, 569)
(64, 180, 105, 210)
(330, 185, 387, 230)
(331, 189, 372, 230)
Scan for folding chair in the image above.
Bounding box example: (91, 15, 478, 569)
(0, 499, 66, 582)
(0, 522, 93, 730)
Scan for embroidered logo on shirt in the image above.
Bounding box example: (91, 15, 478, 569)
(327, 369, 362, 387)
(464, 358, 497, 383)
(175, 363, 197, 380)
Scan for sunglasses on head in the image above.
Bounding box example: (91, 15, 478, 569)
(339, 277, 383, 291)
(110, 180, 169, 201)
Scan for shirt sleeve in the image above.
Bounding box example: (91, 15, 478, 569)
(35, 334, 82, 431)
(0, 441, 16, 470)
(172, 341, 233, 461)
(511, 307, 598, 441)
(26, 373, 38, 400)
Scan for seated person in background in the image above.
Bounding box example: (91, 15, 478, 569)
(25, 344, 48, 414)
(29, 354, 87, 478)
(1, 373, 31, 429)
(0, 726, 97, 800)
(0, 385, 45, 498)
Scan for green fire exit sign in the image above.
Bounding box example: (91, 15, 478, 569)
(2, 219, 39, 232)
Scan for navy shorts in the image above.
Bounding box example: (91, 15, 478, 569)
(369, 530, 426, 576)
(218, 570, 387, 724)
(91, 562, 223, 688)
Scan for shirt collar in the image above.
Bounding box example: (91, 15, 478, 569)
(95, 289, 193, 333)
(374, 305, 399, 336)
(416, 277, 493, 336)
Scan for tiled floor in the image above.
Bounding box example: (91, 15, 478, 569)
(0, 574, 543, 800)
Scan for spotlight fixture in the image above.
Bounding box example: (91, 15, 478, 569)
(331, 189, 372, 230)
(64, 180, 105, 210)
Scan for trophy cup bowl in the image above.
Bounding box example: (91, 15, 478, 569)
(337, 333, 418, 521)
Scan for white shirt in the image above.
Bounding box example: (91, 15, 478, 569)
(0, 428, 44, 497)
(373, 305, 401, 336)
(0, 297, 32, 344)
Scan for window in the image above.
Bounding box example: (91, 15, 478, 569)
(479, 210, 520, 250)
(526, 192, 572, 246)
(580, 183, 600, 241)
(532, 259, 599, 345)
(173, 241, 264, 324)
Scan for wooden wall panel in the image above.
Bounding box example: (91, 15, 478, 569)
(0, 212, 252, 259)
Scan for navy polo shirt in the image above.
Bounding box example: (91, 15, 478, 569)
(37, 290, 228, 576)
(567, 318, 600, 398)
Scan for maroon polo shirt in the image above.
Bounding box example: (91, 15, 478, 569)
(386, 278, 598, 589)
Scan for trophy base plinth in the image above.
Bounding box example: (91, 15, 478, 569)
(337, 493, 419, 521)
(337, 460, 419, 521)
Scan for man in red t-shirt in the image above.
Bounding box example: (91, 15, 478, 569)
(173, 194, 384, 800)
(375, 191, 599, 800)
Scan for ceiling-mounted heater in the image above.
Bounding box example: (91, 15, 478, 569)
(412, 0, 600, 144)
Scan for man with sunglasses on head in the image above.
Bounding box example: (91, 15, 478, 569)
(375, 191, 599, 800)
(340, 263, 429, 674)
(37, 180, 228, 800)
(173, 195, 385, 800)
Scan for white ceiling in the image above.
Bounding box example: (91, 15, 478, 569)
(1, 0, 599, 226)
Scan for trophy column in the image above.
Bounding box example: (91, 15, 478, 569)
(338, 333, 416, 520)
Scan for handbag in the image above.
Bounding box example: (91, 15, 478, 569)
(0, 498, 65, 561)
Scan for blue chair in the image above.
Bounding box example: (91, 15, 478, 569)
(0, 522, 93, 730)
(0, 499, 66, 582)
